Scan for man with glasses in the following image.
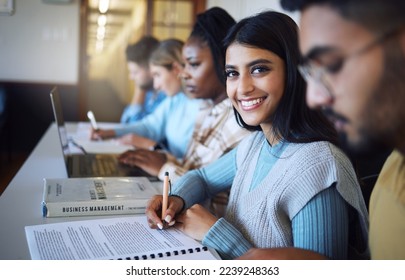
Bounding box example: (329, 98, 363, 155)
(278, 0, 405, 259)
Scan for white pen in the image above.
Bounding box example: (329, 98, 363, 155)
(161, 172, 170, 221)
(87, 110, 99, 131)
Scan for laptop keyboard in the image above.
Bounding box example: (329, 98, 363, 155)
(79, 155, 118, 176)
(69, 153, 157, 179)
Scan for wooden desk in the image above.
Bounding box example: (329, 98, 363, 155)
(0, 123, 151, 260)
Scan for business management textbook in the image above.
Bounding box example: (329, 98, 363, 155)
(42, 177, 160, 217)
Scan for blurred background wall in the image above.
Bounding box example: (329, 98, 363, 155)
(0, 0, 297, 190)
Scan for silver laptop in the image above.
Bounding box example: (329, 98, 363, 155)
(49, 86, 156, 179)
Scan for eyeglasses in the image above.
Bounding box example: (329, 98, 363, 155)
(298, 26, 404, 98)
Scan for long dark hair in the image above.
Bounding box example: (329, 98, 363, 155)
(189, 7, 236, 86)
(223, 10, 338, 145)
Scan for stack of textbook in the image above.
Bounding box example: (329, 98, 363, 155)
(42, 177, 160, 217)
(30, 176, 219, 260)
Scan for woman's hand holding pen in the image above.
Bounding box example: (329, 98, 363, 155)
(90, 128, 115, 140)
(145, 195, 185, 230)
(145, 195, 218, 242)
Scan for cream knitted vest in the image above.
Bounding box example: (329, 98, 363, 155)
(225, 132, 369, 252)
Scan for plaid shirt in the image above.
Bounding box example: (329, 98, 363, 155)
(158, 98, 251, 182)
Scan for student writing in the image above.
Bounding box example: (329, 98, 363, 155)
(116, 8, 251, 192)
(146, 11, 369, 260)
(91, 39, 203, 160)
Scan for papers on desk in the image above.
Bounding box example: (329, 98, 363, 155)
(71, 140, 133, 154)
(25, 215, 219, 260)
(69, 122, 133, 154)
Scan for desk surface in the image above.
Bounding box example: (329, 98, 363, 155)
(0, 123, 153, 260)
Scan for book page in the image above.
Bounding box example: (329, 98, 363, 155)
(25, 216, 218, 260)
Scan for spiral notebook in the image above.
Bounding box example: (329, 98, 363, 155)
(24, 215, 219, 260)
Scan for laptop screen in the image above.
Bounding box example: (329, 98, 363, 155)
(49, 87, 71, 162)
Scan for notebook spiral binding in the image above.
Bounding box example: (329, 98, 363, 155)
(116, 246, 209, 260)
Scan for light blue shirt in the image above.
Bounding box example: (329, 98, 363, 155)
(120, 90, 166, 124)
(115, 92, 202, 159)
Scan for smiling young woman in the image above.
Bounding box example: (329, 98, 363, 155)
(145, 10, 370, 260)
(225, 45, 286, 133)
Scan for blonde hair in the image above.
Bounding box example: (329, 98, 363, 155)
(149, 38, 184, 69)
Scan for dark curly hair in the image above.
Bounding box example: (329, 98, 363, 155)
(189, 7, 236, 86)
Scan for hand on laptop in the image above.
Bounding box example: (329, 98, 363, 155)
(118, 149, 167, 176)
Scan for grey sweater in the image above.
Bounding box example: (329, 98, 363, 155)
(224, 132, 369, 257)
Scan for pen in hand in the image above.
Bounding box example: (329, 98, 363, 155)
(87, 110, 101, 140)
(87, 110, 99, 131)
(160, 172, 171, 228)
